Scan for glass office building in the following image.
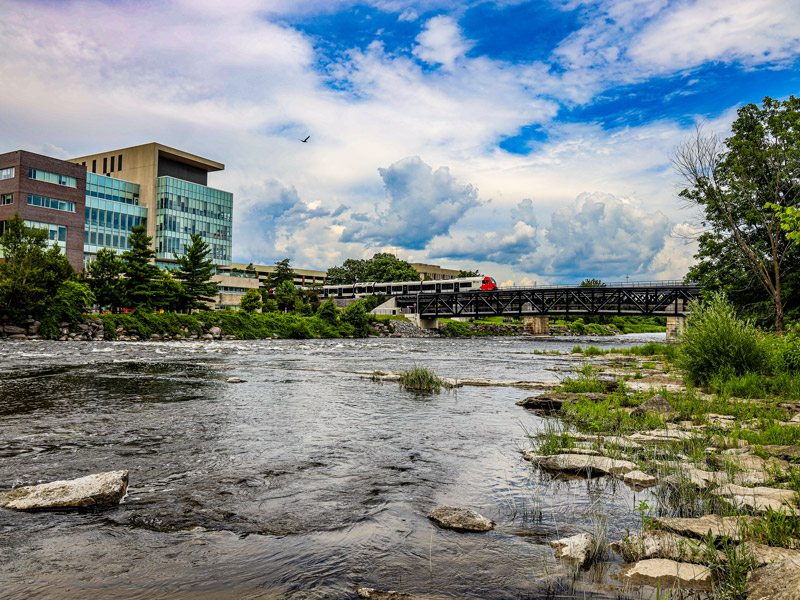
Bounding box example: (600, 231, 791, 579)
(155, 176, 232, 267)
(83, 173, 147, 267)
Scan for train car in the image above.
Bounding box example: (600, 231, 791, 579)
(318, 276, 497, 299)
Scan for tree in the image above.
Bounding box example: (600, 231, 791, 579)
(457, 269, 481, 277)
(121, 224, 160, 310)
(580, 278, 606, 287)
(239, 288, 262, 313)
(274, 280, 298, 311)
(342, 300, 370, 336)
(40, 280, 95, 339)
(174, 234, 219, 312)
(154, 269, 184, 312)
(769, 204, 800, 243)
(326, 253, 419, 284)
(316, 299, 339, 324)
(87, 248, 124, 312)
(0, 214, 75, 321)
(673, 96, 800, 331)
(272, 258, 296, 287)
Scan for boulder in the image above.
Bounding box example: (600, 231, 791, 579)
(0, 471, 128, 510)
(549, 533, 595, 567)
(622, 469, 658, 489)
(652, 515, 754, 542)
(631, 394, 678, 420)
(761, 445, 800, 461)
(427, 506, 494, 532)
(713, 483, 797, 514)
(616, 558, 712, 590)
(4, 325, 26, 335)
(7, 334, 27, 340)
(744, 558, 800, 600)
(226, 378, 246, 384)
(742, 541, 800, 567)
(516, 392, 607, 411)
(663, 466, 728, 490)
(209, 326, 222, 338)
(611, 530, 722, 564)
(525, 453, 638, 478)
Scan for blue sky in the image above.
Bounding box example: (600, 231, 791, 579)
(1, 0, 799, 284)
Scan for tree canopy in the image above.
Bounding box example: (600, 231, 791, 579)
(87, 248, 124, 312)
(674, 96, 800, 330)
(326, 253, 420, 284)
(457, 269, 481, 278)
(174, 234, 219, 312)
(121, 224, 161, 310)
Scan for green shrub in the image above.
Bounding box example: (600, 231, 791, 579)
(441, 321, 471, 336)
(568, 319, 588, 335)
(40, 281, 95, 339)
(677, 292, 769, 386)
(239, 289, 262, 313)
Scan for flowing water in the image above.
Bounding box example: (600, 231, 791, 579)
(0, 334, 666, 599)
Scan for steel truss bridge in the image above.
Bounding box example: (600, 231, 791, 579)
(400, 283, 701, 319)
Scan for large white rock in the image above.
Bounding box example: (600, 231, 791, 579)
(742, 541, 800, 567)
(617, 558, 712, 590)
(713, 483, 797, 514)
(550, 533, 596, 567)
(525, 453, 637, 477)
(611, 530, 723, 564)
(622, 469, 658, 489)
(652, 515, 754, 542)
(0, 471, 128, 510)
(427, 506, 494, 532)
(744, 558, 800, 599)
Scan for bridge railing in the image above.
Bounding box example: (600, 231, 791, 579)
(497, 279, 698, 290)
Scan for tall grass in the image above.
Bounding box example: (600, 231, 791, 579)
(398, 365, 451, 393)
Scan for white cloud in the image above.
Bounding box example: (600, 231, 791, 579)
(412, 15, 473, 70)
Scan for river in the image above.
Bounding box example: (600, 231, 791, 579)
(0, 334, 666, 599)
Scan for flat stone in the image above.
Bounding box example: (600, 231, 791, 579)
(357, 589, 412, 600)
(631, 394, 678, 420)
(3, 325, 27, 335)
(550, 533, 595, 567)
(225, 378, 246, 383)
(617, 558, 712, 590)
(516, 392, 608, 411)
(762, 445, 800, 460)
(427, 506, 494, 532)
(652, 515, 754, 542)
(459, 378, 554, 390)
(0, 471, 128, 510)
(623, 469, 658, 489)
(709, 454, 790, 486)
(713, 483, 797, 514)
(744, 558, 800, 600)
(525, 453, 638, 477)
(611, 530, 722, 564)
(7, 334, 27, 340)
(742, 541, 800, 567)
(663, 466, 728, 490)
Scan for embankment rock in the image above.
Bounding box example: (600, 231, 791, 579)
(0, 470, 128, 510)
(427, 506, 494, 532)
(652, 515, 753, 542)
(713, 483, 797, 514)
(549, 533, 595, 567)
(617, 558, 712, 590)
(744, 558, 800, 600)
(524, 453, 637, 478)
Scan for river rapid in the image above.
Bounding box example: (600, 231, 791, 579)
(0, 334, 666, 599)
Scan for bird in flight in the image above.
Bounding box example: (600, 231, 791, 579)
(300, 135, 310, 143)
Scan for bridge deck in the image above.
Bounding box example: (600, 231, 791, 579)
(398, 285, 700, 318)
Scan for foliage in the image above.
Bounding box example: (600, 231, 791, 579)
(86, 248, 124, 312)
(271, 258, 296, 287)
(398, 365, 451, 393)
(677, 292, 769, 386)
(173, 234, 219, 312)
(39, 281, 95, 339)
(675, 96, 800, 330)
(441, 320, 471, 336)
(579, 278, 605, 287)
(326, 253, 420, 284)
(120, 224, 160, 310)
(239, 289, 262, 313)
(0, 214, 76, 321)
(315, 299, 339, 324)
(154, 269, 183, 312)
(457, 269, 480, 277)
(274, 280, 298, 312)
(770, 204, 800, 242)
(341, 300, 370, 336)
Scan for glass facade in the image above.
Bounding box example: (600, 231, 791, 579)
(155, 176, 232, 266)
(28, 168, 77, 188)
(83, 173, 147, 260)
(0, 167, 14, 180)
(24, 219, 67, 250)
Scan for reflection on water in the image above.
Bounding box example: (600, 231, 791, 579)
(0, 334, 665, 599)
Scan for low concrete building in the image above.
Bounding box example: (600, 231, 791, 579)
(411, 262, 463, 281)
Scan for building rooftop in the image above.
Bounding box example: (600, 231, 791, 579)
(70, 142, 224, 173)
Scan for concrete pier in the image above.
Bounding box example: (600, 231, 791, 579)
(523, 316, 550, 335)
(666, 316, 686, 342)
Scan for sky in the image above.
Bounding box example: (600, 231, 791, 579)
(1, 0, 799, 285)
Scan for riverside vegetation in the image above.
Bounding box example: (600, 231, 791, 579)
(368, 293, 800, 599)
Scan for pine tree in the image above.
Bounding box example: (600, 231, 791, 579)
(174, 234, 219, 312)
(87, 248, 124, 312)
(121, 224, 160, 310)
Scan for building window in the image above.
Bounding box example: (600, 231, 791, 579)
(110, 156, 115, 173)
(1, 193, 13, 205)
(118, 154, 123, 170)
(92, 160, 97, 174)
(0, 167, 14, 180)
(23, 220, 67, 247)
(28, 168, 77, 188)
(103, 157, 108, 173)
(27, 194, 76, 213)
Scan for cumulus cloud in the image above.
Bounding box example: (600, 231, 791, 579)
(341, 156, 480, 249)
(412, 15, 473, 69)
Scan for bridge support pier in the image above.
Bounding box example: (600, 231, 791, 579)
(523, 316, 550, 335)
(666, 316, 686, 342)
(411, 315, 439, 330)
